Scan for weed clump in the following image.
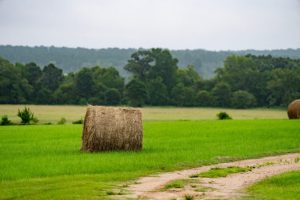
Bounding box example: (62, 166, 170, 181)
(164, 180, 186, 190)
(17, 107, 38, 124)
(1, 115, 12, 125)
(57, 117, 66, 125)
(72, 118, 83, 124)
(184, 194, 194, 200)
(191, 166, 251, 178)
(217, 112, 232, 120)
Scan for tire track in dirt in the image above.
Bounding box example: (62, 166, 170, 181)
(116, 153, 300, 200)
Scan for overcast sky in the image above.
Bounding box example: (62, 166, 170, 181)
(0, 0, 300, 50)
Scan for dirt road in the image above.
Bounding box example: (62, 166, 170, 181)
(117, 153, 300, 200)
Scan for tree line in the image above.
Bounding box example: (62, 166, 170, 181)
(1, 48, 300, 108)
(1, 45, 300, 79)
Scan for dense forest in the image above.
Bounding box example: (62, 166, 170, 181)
(1, 48, 300, 108)
(1, 45, 300, 79)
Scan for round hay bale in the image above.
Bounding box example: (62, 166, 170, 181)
(287, 99, 300, 119)
(81, 106, 143, 152)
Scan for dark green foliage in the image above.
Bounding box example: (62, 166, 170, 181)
(74, 68, 95, 99)
(72, 119, 83, 124)
(196, 90, 215, 107)
(125, 78, 147, 107)
(125, 48, 178, 91)
(22, 62, 42, 86)
(171, 84, 195, 106)
(0, 57, 32, 103)
(231, 90, 256, 108)
(57, 118, 66, 125)
(217, 112, 232, 120)
(1, 45, 300, 78)
(1, 115, 12, 125)
(212, 82, 232, 107)
(176, 65, 201, 87)
(39, 64, 64, 91)
(146, 77, 169, 105)
(267, 68, 300, 106)
(17, 107, 38, 124)
(216, 55, 300, 107)
(1, 50, 300, 108)
(105, 88, 121, 105)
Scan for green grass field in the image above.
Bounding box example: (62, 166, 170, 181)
(1, 119, 300, 199)
(247, 170, 300, 200)
(191, 166, 252, 178)
(0, 104, 287, 123)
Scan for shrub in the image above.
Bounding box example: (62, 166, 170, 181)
(217, 112, 232, 120)
(17, 107, 38, 124)
(1, 115, 12, 125)
(72, 119, 83, 124)
(57, 117, 66, 125)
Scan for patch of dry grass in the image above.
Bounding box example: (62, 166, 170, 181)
(0, 105, 287, 124)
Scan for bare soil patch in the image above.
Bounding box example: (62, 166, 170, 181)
(117, 153, 300, 200)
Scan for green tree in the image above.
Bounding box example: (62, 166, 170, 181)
(146, 77, 169, 105)
(105, 88, 121, 105)
(171, 83, 195, 106)
(212, 82, 232, 107)
(22, 62, 42, 86)
(74, 68, 95, 100)
(267, 68, 300, 106)
(216, 55, 268, 106)
(125, 48, 178, 92)
(216, 55, 256, 91)
(21, 62, 42, 102)
(92, 66, 124, 93)
(176, 65, 201, 87)
(231, 90, 256, 108)
(39, 63, 64, 91)
(54, 74, 76, 104)
(125, 78, 147, 107)
(0, 57, 32, 103)
(147, 48, 178, 91)
(124, 50, 153, 80)
(196, 90, 215, 107)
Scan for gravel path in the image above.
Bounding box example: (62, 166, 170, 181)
(116, 153, 300, 200)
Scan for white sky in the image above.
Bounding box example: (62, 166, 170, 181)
(0, 0, 300, 50)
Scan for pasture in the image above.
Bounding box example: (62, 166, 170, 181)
(0, 104, 288, 124)
(248, 170, 300, 199)
(0, 107, 299, 200)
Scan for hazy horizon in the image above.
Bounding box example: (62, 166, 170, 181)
(1, 0, 300, 50)
(1, 44, 300, 52)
